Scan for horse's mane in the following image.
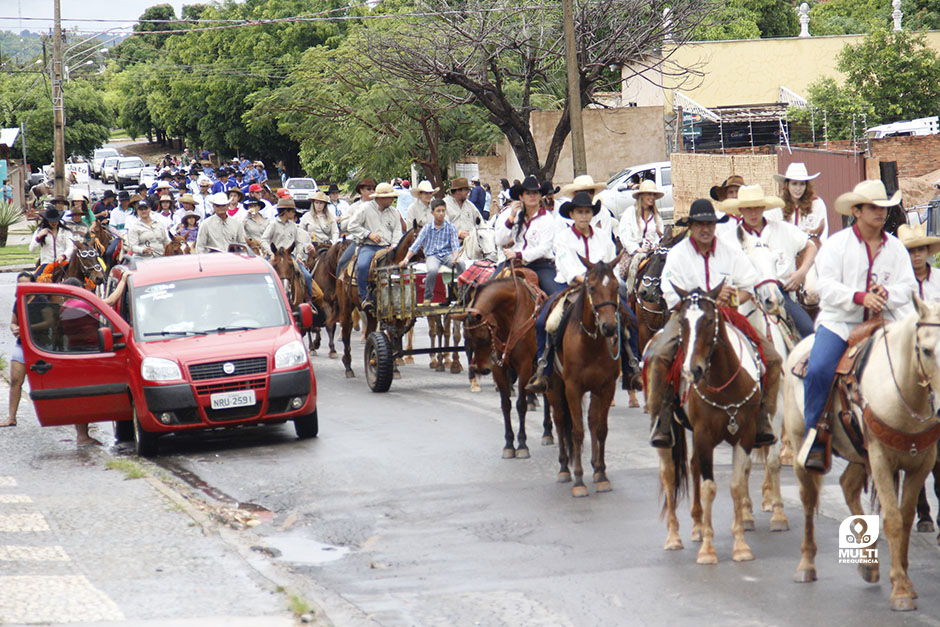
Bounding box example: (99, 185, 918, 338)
(468, 277, 515, 313)
(394, 225, 419, 251)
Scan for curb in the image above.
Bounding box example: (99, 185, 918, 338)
(0, 264, 34, 273)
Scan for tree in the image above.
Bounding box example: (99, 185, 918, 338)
(356, 0, 711, 180)
(789, 78, 874, 141)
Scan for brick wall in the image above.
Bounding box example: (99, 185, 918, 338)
(867, 134, 940, 179)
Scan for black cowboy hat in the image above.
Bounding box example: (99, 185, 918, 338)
(42, 206, 62, 222)
(539, 180, 560, 196)
(117, 190, 130, 201)
(675, 198, 730, 227)
(101, 189, 116, 199)
(216, 167, 229, 177)
(509, 174, 542, 201)
(328, 182, 340, 193)
(233, 170, 244, 177)
(158, 170, 173, 180)
(558, 191, 601, 219)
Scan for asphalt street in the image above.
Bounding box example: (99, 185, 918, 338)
(4, 168, 940, 625)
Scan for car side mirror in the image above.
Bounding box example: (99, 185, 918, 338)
(294, 303, 314, 331)
(98, 326, 114, 352)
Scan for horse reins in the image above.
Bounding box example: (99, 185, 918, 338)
(580, 280, 621, 360)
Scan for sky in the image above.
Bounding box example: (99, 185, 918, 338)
(0, 1, 189, 34)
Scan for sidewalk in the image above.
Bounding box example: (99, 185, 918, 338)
(0, 382, 302, 626)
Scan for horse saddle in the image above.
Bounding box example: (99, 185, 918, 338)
(493, 266, 546, 308)
(341, 246, 392, 289)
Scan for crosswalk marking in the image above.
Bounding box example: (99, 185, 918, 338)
(0, 575, 124, 623)
(0, 494, 32, 503)
(0, 545, 70, 561)
(0, 476, 17, 487)
(0, 513, 50, 532)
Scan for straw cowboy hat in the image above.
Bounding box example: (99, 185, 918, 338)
(372, 182, 400, 198)
(709, 174, 745, 201)
(898, 222, 940, 255)
(834, 180, 901, 216)
(559, 191, 601, 220)
(179, 210, 201, 223)
(773, 162, 821, 184)
(632, 179, 664, 200)
(411, 180, 439, 197)
(311, 190, 329, 203)
(675, 198, 730, 227)
(207, 192, 230, 206)
(178, 193, 197, 206)
(68, 189, 88, 203)
(720, 185, 785, 215)
(560, 174, 605, 198)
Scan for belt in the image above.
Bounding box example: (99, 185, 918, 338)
(525, 258, 554, 266)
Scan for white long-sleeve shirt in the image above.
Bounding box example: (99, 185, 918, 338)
(916, 266, 940, 302)
(662, 235, 758, 310)
(618, 206, 663, 254)
(29, 226, 74, 264)
(494, 207, 556, 263)
(765, 197, 828, 242)
(445, 196, 481, 234)
(815, 225, 916, 341)
(348, 200, 402, 246)
(737, 218, 809, 282)
(553, 224, 617, 284)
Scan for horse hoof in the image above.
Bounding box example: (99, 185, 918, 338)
(769, 518, 790, 532)
(502, 448, 515, 459)
(429, 359, 439, 369)
(742, 519, 756, 532)
(595, 481, 612, 493)
(890, 597, 917, 612)
(664, 537, 683, 551)
(450, 363, 463, 374)
(696, 552, 718, 565)
(393, 370, 402, 379)
(515, 448, 530, 459)
(404, 356, 414, 364)
(572, 485, 588, 498)
(470, 381, 481, 393)
(859, 564, 880, 583)
(794, 568, 817, 583)
(732, 548, 755, 562)
(917, 520, 935, 533)
(309, 349, 317, 357)
(345, 370, 356, 379)
(541, 436, 554, 446)
(557, 472, 571, 483)
(435, 364, 446, 373)
(629, 399, 640, 408)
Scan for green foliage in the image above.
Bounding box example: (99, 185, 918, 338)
(694, 0, 798, 40)
(810, 0, 889, 34)
(0, 199, 24, 230)
(790, 78, 875, 141)
(0, 30, 43, 66)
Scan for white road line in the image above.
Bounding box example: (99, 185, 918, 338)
(0, 476, 17, 487)
(0, 575, 124, 623)
(0, 513, 50, 532)
(0, 494, 32, 503)
(0, 545, 70, 561)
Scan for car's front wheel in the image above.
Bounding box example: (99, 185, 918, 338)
(132, 405, 159, 457)
(293, 408, 318, 439)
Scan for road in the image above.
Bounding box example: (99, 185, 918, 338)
(5, 169, 940, 625)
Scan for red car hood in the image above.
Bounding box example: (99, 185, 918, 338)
(136, 326, 300, 368)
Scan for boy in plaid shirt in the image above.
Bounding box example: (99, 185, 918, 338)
(400, 199, 467, 302)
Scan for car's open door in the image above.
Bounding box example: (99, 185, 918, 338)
(16, 282, 133, 426)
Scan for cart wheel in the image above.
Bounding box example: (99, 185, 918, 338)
(365, 331, 394, 392)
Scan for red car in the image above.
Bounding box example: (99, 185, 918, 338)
(16, 252, 318, 456)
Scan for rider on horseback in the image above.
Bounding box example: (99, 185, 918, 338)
(647, 198, 781, 448)
(347, 182, 402, 312)
(261, 198, 316, 301)
(801, 180, 917, 472)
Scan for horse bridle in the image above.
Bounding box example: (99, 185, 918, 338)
(74, 246, 103, 281)
(878, 318, 940, 425)
(580, 279, 621, 360)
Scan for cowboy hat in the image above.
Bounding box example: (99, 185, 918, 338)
(559, 191, 601, 219)
(178, 193, 197, 206)
(179, 210, 201, 223)
(243, 197, 262, 207)
(834, 180, 901, 216)
(277, 197, 297, 212)
(228, 188, 246, 201)
(449, 177, 471, 192)
(898, 222, 940, 255)
(197, 175, 212, 187)
(411, 180, 439, 197)
(328, 182, 341, 194)
(158, 194, 173, 203)
(719, 185, 785, 215)
(355, 177, 377, 192)
(709, 175, 745, 201)
(675, 198, 730, 227)
(509, 175, 542, 201)
(311, 191, 329, 203)
(372, 182, 399, 198)
(540, 180, 560, 196)
(773, 162, 820, 184)
(560, 174, 605, 198)
(156, 181, 172, 190)
(42, 206, 62, 222)
(632, 179, 664, 200)
(208, 192, 230, 206)
(68, 189, 88, 203)
(117, 190, 130, 201)
(101, 189, 116, 199)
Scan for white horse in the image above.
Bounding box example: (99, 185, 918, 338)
(784, 297, 940, 611)
(737, 227, 792, 533)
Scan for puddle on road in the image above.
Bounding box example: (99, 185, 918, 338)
(263, 535, 350, 565)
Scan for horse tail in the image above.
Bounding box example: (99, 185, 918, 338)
(660, 417, 689, 519)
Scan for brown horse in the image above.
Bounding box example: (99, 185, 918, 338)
(307, 240, 350, 358)
(461, 273, 553, 458)
(547, 256, 623, 497)
(271, 246, 306, 308)
(41, 240, 106, 290)
(163, 235, 190, 256)
(246, 237, 264, 257)
(648, 283, 764, 564)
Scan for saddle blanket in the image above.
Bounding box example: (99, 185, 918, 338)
(458, 259, 497, 287)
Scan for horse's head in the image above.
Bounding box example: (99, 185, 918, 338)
(913, 295, 940, 388)
(675, 282, 723, 384)
(72, 240, 106, 287)
(638, 246, 669, 304)
(579, 253, 623, 338)
(737, 226, 784, 315)
(463, 309, 494, 374)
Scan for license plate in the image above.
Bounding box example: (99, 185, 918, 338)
(210, 390, 256, 410)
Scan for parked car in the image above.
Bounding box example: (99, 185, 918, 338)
(100, 156, 121, 184)
(284, 177, 318, 210)
(115, 157, 145, 190)
(138, 166, 157, 190)
(603, 161, 674, 224)
(92, 148, 120, 178)
(15, 252, 319, 456)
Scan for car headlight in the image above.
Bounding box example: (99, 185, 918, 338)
(141, 357, 183, 382)
(275, 340, 308, 369)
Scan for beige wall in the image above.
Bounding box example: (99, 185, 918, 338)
(670, 153, 778, 220)
(655, 31, 940, 109)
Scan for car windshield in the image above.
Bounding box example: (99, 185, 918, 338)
(133, 273, 290, 341)
(95, 149, 118, 160)
(288, 179, 316, 189)
(103, 157, 119, 167)
(118, 158, 142, 169)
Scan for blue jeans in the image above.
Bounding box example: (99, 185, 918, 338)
(802, 325, 847, 441)
(783, 292, 815, 339)
(526, 259, 563, 297)
(424, 253, 465, 301)
(357, 244, 383, 302)
(299, 263, 314, 301)
(338, 241, 357, 273)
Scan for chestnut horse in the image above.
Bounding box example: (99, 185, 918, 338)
(461, 273, 553, 458)
(648, 283, 764, 564)
(307, 240, 350, 358)
(547, 256, 623, 496)
(271, 246, 306, 308)
(163, 235, 190, 256)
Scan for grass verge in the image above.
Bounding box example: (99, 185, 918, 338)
(0, 244, 34, 266)
(105, 459, 147, 480)
(288, 594, 312, 617)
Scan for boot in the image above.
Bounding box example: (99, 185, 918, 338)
(650, 406, 674, 449)
(525, 357, 550, 393)
(754, 408, 777, 447)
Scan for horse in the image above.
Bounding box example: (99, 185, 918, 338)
(335, 227, 418, 378)
(270, 246, 306, 308)
(546, 256, 623, 497)
(784, 297, 940, 611)
(914, 450, 940, 542)
(39, 239, 107, 290)
(163, 235, 191, 256)
(246, 237, 264, 257)
(648, 283, 765, 564)
(307, 240, 348, 358)
(461, 273, 553, 458)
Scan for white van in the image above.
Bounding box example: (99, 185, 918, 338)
(865, 116, 938, 140)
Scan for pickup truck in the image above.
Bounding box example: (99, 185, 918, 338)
(92, 148, 119, 178)
(16, 251, 319, 456)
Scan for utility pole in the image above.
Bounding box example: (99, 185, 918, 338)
(52, 0, 66, 198)
(563, 0, 587, 178)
